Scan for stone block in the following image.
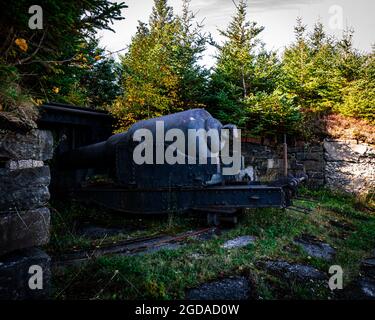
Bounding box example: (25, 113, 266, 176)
(5, 160, 44, 171)
(186, 277, 251, 300)
(0, 208, 50, 256)
(307, 179, 325, 188)
(307, 171, 325, 179)
(309, 145, 324, 153)
(325, 160, 375, 194)
(262, 260, 326, 281)
(0, 248, 51, 300)
(0, 166, 50, 211)
(0, 130, 53, 161)
(294, 235, 336, 261)
(324, 139, 373, 162)
(288, 144, 323, 153)
(303, 160, 325, 172)
(295, 152, 324, 161)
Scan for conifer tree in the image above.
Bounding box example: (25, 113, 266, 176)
(212, 0, 264, 99)
(208, 0, 298, 136)
(337, 33, 375, 123)
(174, 0, 208, 109)
(112, 0, 208, 131)
(281, 19, 342, 113)
(209, 0, 266, 124)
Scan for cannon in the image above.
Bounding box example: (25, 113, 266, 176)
(59, 109, 305, 220)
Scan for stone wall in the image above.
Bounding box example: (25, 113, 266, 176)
(0, 129, 53, 299)
(242, 142, 325, 188)
(324, 139, 375, 194)
(242, 139, 374, 194)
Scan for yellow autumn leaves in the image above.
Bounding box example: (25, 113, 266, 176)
(15, 38, 28, 52)
(14, 38, 104, 62)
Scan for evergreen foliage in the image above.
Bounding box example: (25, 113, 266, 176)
(111, 0, 208, 130)
(0, 0, 127, 109)
(1, 0, 373, 137)
(208, 3, 374, 138)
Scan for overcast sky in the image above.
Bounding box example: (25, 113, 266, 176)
(98, 0, 375, 68)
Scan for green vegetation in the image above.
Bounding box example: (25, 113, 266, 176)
(0, 63, 37, 130)
(1, 0, 373, 138)
(207, 3, 374, 139)
(51, 188, 375, 300)
(48, 200, 207, 254)
(0, 0, 126, 126)
(110, 0, 374, 138)
(45, 38, 123, 109)
(111, 0, 208, 131)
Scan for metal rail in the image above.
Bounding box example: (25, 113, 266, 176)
(53, 228, 217, 268)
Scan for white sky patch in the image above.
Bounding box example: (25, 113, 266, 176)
(98, 0, 375, 68)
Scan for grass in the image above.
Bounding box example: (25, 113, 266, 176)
(48, 200, 206, 254)
(50, 187, 375, 300)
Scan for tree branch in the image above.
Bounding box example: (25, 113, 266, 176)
(14, 29, 47, 65)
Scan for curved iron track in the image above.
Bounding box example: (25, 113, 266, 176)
(53, 227, 218, 268)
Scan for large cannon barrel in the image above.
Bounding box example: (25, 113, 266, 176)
(61, 109, 223, 169)
(62, 141, 107, 169)
(61, 133, 126, 169)
(59, 109, 232, 189)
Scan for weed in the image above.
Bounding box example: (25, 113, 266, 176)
(51, 188, 375, 300)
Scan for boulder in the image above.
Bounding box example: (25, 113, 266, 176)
(294, 235, 336, 261)
(325, 161, 375, 194)
(0, 208, 50, 256)
(355, 278, 375, 299)
(324, 139, 372, 162)
(262, 260, 326, 281)
(360, 257, 375, 280)
(186, 277, 251, 300)
(323, 139, 375, 194)
(222, 236, 256, 249)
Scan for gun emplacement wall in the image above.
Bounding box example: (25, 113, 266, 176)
(0, 128, 53, 299)
(241, 138, 375, 195)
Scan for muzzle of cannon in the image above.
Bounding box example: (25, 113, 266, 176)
(58, 109, 306, 216)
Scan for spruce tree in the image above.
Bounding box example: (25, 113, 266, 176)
(209, 0, 265, 125)
(337, 34, 375, 123)
(208, 0, 295, 136)
(281, 19, 342, 113)
(174, 0, 208, 109)
(111, 0, 208, 131)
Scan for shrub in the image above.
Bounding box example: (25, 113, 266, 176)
(0, 62, 37, 131)
(243, 91, 302, 136)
